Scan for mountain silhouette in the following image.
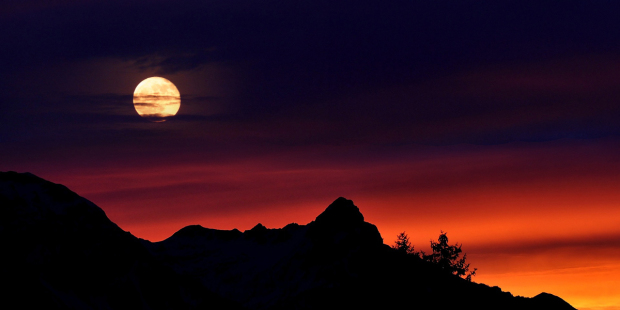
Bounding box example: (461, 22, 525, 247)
(0, 171, 576, 310)
(0, 171, 240, 309)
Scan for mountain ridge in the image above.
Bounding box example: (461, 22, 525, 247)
(0, 171, 576, 310)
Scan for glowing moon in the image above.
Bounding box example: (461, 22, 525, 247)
(133, 77, 181, 122)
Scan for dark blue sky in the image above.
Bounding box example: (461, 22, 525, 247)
(2, 1, 620, 151)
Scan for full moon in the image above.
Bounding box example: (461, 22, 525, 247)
(133, 77, 181, 122)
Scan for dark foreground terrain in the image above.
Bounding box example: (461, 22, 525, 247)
(0, 171, 576, 309)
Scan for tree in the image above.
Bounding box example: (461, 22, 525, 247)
(424, 231, 477, 281)
(392, 231, 420, 257)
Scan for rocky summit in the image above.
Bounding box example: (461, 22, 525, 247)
(0, 171, 576, 310)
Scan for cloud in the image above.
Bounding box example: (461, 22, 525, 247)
(473, 233, 620, 256)
(134, 50, 220, 74)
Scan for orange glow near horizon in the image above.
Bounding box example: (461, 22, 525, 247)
(25, 138, 620, 310)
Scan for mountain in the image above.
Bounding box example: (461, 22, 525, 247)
(0, 171, 576, 310)
(0, 171, 240, 309)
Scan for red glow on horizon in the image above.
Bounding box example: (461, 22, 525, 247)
(17, 138, 620, 310)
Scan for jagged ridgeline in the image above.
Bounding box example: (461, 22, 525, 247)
(0, 171, 576, 310)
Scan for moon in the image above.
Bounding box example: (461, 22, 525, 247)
(133, 77, 181, 122)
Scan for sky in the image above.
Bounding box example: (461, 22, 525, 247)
(1, 1, 620, 309)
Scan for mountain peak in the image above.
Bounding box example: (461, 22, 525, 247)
(314, 197, 364, 226)
(249, 223, 267, 231)
(0, 170, 109, 221)
(532, 292, 577, 309)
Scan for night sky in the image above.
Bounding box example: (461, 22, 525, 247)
(2, 1, 620, 309)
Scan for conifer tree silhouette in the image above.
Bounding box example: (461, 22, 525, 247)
(423, 231, 476, 281)
(392, 231, 419, 256)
